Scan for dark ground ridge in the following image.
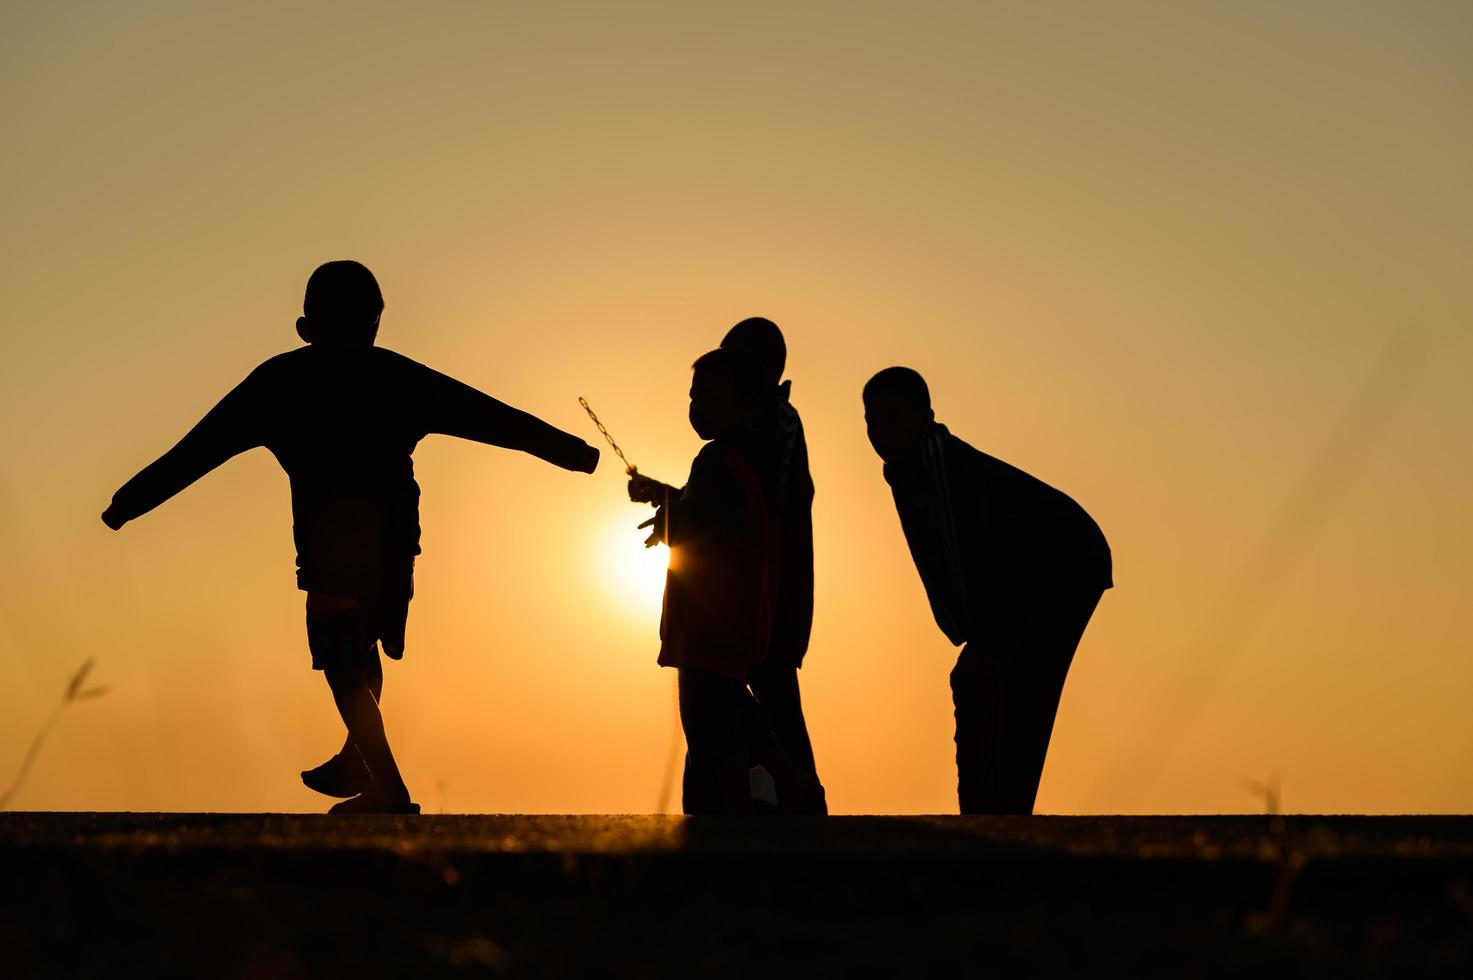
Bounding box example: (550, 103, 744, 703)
(5, 813, 1473, 978)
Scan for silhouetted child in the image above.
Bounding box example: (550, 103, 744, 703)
(640, 348, 797, 813)
(102, 260, 599, 813)
(863, 367, 1112, 815)
(631, 317, 825, 813)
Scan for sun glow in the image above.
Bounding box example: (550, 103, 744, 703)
(603, 519, 670, 616)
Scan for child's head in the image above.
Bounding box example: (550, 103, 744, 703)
(862, 366, 936, 463)
(689, 348, 767, 441)
(296, 261, 384, 346)
(720, 317, 786, 388)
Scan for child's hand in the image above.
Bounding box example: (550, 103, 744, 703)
(628, 472, 676, 505)
(637, 507, 668, 548)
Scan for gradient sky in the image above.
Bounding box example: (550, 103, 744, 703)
(2, 1, 1470, 814)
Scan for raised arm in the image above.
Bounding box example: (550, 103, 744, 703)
(102, 372, 264, 530)
(415, 365, 599, 473)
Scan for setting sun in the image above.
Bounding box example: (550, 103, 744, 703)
(603, 522, 670, 615)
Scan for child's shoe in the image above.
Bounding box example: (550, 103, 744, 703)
(328, 791, 421, 815)
(301, 751, 372, 798)
(750, 765, 779, 812)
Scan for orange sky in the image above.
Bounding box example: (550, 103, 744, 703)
(2, 2, 1471, 814)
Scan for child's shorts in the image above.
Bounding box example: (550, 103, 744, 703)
(305, 571, 414, 673)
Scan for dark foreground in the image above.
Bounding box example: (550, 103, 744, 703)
(4, 813, 1473, 978)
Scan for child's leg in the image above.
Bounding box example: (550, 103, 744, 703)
(302, 596, 382, 797)
(1006, 591, 1102, 814)
(680, 753, 721, 815)
(748, 659, 816, 777)
(337, 570, 406, 762)
(677, 669, 754, 814)
(712, 755, 753, 813)
(324, 664, 410, 803)
(747, 659, 826, 814)
(737, 693, 812, 814)
(367, 642, 384, 700)
(335, 644, 384, 761)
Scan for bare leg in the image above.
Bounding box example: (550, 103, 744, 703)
(324, 665, 409, 803)
(336, 644, 383, 760)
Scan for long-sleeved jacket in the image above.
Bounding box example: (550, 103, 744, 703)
(657, 435, 779, 680)
(883, 424, 1112, 646)
(659, 384, 815, 668)
(107, 344, 595, 595)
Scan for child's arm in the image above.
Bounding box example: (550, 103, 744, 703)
(416, 365, 599, 473)
(656, 446, 746, 547)
(102, 373, 263, 530)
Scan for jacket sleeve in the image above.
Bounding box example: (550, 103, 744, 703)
(665, 447, 746, 548)
(106, 370, 265, 525)
(414, 364, 597, 473)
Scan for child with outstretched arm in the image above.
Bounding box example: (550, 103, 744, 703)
(639, 347, 799, 813)
(102, 260, 599, 813)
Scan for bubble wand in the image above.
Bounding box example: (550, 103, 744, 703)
(578, 397, 636, 475)
(578, 395, 677, 532)
(579, 394, 675, 532)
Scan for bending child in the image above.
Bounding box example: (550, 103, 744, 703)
(863, 367, 1111, 814)
(102, 260, 599, 813)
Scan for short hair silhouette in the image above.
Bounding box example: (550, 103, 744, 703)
(693, 347, 767, 399)
(303, 261, 385, 335)
(863, 366, 931, 409)
(721, 317, 786, 387)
